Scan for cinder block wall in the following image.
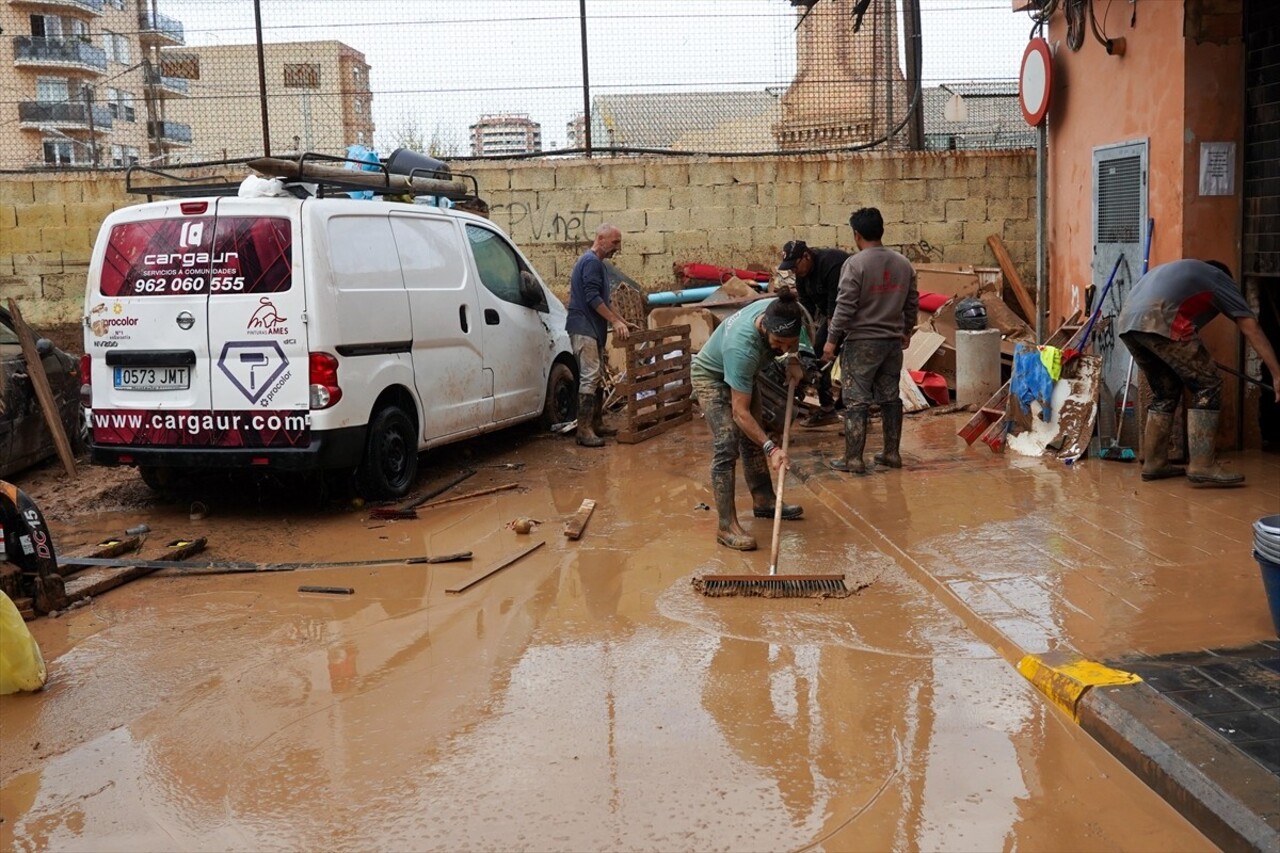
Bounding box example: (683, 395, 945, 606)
(1, 150, 1035, 329)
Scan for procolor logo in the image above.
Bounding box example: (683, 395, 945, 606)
(180, 221, 205, 248)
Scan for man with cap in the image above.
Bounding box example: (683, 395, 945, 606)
(823, 207, 918, 474)
(691, 290, 807, 551)
(779, 240, 850, 426)
(1118, 258, 1280, 487)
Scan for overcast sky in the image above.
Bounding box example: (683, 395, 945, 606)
(159, 0, 1035, 152)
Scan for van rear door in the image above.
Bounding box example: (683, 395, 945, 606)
(90, 200, 308, 450)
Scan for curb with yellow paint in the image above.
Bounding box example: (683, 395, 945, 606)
(1016, 653, 1142, 721)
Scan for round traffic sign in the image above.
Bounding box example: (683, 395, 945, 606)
(1019, 38, 1052, 127)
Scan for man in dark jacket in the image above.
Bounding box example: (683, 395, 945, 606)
(779, 240, 849, 426)
(566, 224, 632, 447)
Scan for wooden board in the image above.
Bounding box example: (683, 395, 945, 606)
(986, 234, 1036, 324)
(63, 538, 207, 603)
(899, 369, 931, 413)
(563, 499, 596, 540)
(7, 299, 76, 477)
(445, 541, 544, 594)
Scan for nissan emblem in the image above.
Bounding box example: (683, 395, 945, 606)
(176, 311, 195, 330)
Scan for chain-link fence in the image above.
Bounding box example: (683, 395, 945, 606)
(0, 0, 1040, 172)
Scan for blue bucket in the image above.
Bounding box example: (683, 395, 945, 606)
(1256, 550, 1280, 637)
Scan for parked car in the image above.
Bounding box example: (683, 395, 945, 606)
(82, 180, 578, 499)
(0, 307, 82, 478)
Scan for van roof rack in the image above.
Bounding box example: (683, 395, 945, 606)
(124, 152, 488, 214)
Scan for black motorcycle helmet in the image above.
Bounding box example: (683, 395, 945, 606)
(955, 297, 988, 331)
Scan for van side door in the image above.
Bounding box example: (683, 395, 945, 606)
(463, 224, 553, 424)
(390, 213, 493, 439)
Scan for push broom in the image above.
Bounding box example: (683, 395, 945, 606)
(694, 379, 852, 598)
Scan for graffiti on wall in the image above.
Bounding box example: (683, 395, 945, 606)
(490, 201, 592, 242)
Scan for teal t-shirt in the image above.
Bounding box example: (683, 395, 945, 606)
(691, 298, 775, 394)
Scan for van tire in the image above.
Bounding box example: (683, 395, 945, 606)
(139, 465, 179, 493)
(541, 363, 577, 429)
(355, 406, 418, 500)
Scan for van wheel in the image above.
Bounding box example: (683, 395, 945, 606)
(355, 406, 418, 500)
(541, 363, 577, 429)
(139, 465, 179, 493)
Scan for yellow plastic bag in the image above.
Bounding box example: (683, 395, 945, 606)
(0, 590, 46, 694)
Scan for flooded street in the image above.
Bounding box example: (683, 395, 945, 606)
(0, 419, 1215, 851)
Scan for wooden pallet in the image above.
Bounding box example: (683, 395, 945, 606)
(613, 325, 692, 444)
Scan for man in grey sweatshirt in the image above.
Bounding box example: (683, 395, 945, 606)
(822, 207, 918, 474)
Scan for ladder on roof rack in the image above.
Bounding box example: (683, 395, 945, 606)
(125, 151, 487, 214)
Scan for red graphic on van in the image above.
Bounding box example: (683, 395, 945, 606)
(100, 217, 293, 297)
(92, 408, 310, 447)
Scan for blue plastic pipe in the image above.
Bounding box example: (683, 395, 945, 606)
(645, 286, 721, 306)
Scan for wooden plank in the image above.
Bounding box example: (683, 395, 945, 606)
(64, 538, 207, 603)
(903, 330, 945, 373)
(563, 499, 596, 540)
(59, 536, 143, 576)
(899, 368, 931, 413)
(616, 363, 692, 397)
(7, 299, 76, 477)
(628, 404, 693, 434)
(626, 385, 692, 418)
(417, 482, 518, 510)
(617, 410, 692, 444)
(626, 341, 691, 373)
(613, 324, 691, 347)
(445, 541, 545, 594)
(985, 234, 1036, 323)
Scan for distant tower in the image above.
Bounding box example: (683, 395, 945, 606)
(777, 0, 909, 150)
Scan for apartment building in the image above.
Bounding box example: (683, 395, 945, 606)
(0, 0, 193, 169)
(469, 114, 541, 157)
(161, 41, 374, 161)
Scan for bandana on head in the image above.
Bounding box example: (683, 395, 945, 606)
(762, 309, 801, 337)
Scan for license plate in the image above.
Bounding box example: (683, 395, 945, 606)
(113, 366, 191, 391)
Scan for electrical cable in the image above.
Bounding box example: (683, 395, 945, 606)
(1064, 0, 1087, 51)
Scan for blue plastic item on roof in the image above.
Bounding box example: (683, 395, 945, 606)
(344, 144, 379, 199)
(1012, 342, 1056, 421)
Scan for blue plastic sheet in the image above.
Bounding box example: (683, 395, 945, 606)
(1012, 342, 1056, 421)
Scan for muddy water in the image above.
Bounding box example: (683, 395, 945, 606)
(0, 428, 1210, 851)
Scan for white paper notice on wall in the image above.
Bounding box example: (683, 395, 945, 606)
(1199, 142, 1235, 196)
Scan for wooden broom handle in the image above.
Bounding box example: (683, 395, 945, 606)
(769, 379, 797, 574)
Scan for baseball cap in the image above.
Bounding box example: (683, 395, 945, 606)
(778, 240, 808, 271)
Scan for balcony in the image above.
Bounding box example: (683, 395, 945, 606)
(143, 66, 190, 97)
(149, 120, 192, 145)
(18, 100, 113, 131)
(13, 35, 107, 73)
(138, 9, 184, 46)
(8, 0, 104, 14)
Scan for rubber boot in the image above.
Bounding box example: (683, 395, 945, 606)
(1140, 410, 1184, 481)
(874, 401, 903, 469)
(594, 389, 617, 437)
(576, 394, 605, 448)
(1186, 408, 1244, 487)
(712, 468, 756, 551)
(741, 449, 803, 520)
(830, 407, 868, 474)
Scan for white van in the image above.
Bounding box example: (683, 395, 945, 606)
(82, 181, 577, 499)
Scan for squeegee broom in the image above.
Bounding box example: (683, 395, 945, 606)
(694, 379, 852, 598)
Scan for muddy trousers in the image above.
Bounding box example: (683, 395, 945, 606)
(694, 378, 792, 544)
(833, 339, 902, 473)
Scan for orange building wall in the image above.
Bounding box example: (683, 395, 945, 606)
(1045, 4, 1249, 444)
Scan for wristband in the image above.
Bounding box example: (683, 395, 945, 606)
(763, 440, 778, 455)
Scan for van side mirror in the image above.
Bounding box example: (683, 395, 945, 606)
(519, 271, 548, 311)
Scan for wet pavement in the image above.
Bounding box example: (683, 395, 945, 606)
(0, 412, 1264, 850)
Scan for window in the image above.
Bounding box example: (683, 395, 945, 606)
(36, 77, 70, 103)
(105, 88, 135, 122)
(108, 145, 138, 167)
(107, 0, 125, 9)
(103, 31, 130, 64)
(42, 139, 78, 166)
(465, 225, 525, 306)
(283, 63, 320, 89)
(30, 15, 61, 38)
